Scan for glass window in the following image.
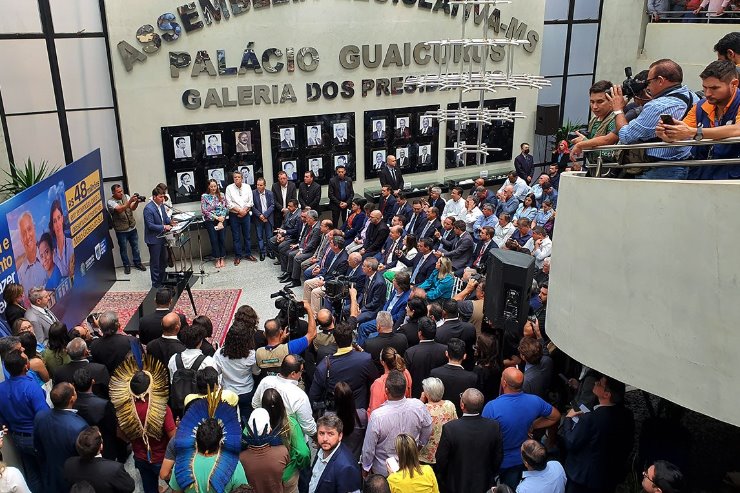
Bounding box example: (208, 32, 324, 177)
(67, 109, 122, 178)
(540, 24, 568, 77)
(56, 39, 114, 110)
(49, 0, 103, 34)
(567, 23, 599, 75)
(0, 0, 42, 34)
(545, 0, 570, 21)
(0, 40, 57, 114)
(563, 75, 594, 125)
(538, 76, 563, 107)
(574, 0, 601, 20)
(6, 113, 66, 166)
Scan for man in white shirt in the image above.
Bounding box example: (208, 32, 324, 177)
(498, 171, 532, 202)
(252, 354, 317, 437)
(493, 213, 516, 248)
(442, 186, 466, 221)
(225, 170, 256, 264)
(166, 324, 217, 381)
(524, 226, 552, 269)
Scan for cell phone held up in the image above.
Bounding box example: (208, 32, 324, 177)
(659, 114, 674, 125)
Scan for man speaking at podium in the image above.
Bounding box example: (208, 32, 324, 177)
(144, 185, 173, 288)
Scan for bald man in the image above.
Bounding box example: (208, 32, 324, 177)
(360, 210, 389, 259)
(481, 367, 561, 488)
(145, 312, 186, 368)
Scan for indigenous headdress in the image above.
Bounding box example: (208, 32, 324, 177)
(242, 407, 285, 448)
(174, 387, 241, 493)
(109, 352, 169, 462)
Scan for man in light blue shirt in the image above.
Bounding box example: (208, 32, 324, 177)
(472, 204, 497, 241)
(516, 440, 566, 493)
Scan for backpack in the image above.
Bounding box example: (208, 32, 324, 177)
(169, 353, 207, 418)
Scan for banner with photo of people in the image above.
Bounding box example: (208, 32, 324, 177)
(0, 149, 115, 327)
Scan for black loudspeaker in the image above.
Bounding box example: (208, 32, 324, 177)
(535, 104, 560, 135)
(484, 250, 535, 333)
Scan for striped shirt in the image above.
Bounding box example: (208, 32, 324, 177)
(618, 84, 697, 161)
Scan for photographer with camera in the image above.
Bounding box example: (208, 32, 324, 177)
(255, 300, 317, 377)
(107, 184, 146, 275)
(608, 58, 698, 180)
(303, 236, 350, 313)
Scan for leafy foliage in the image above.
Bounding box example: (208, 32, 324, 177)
(0, 158, 59, 200)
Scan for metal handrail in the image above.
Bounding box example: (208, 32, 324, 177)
(585, 136, 740, 151)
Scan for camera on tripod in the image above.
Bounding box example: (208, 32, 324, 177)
(270, 287, 307, 317)
(324, 275, 353, 300)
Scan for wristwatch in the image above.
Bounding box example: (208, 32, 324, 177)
(693, 123, 703, 141)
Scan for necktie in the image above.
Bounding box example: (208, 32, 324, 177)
(421, 221, 431, 237)
(406, 214, 416, 232)
(390, 168, 396, 182)
(474, 242, 487, 267)
(320, 244, 332, 266)
(302, 228, 312, 248)
(45, 308, 56, 322)
(325, 252, 337, 272)
(260, 193, 267, 211)
(386, 240, 397, 263)
(411, 256, 425, 284)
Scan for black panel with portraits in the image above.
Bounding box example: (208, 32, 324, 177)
(363, 104, 439, 180)
(444, 98, 516, 169)
(269, 113, 356, 186)
(161, 120, 263, 204)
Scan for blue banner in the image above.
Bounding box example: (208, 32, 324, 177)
(0, 149, 115, 327)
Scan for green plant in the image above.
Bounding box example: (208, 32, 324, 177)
(0, 158, 59, 199)
(554, 119, 586, 145)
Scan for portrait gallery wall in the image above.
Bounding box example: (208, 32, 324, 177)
(160, 120, 263, 205)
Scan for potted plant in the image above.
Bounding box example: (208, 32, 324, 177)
(0, 158, 59, 201)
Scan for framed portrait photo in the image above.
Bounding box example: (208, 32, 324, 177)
(334, 154, 350, 169)
(333, 122, 349, 146)
(307, 157, 323, 178)
(176, 171, 196, 197)
(372, 149, 386, 171)
(371, 119, 386, 141)
(417, 144, 433, 167)
(173, 136, 192, 159)
(396, 147, 410, 169)
(306, 124, 323, 147)
(279, 127, 296, 149)
(237, 164, 255, 185)
(281, 159, 299, 180)
(395, 116, 410, 138)
(207, 167, 226, 191)
(419, 115, 434, 136)
(204, 133, 223, 156)
(234, 130, 253, 153)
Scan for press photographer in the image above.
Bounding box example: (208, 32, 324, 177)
(255, 299, 316, 378)
(106, 184, 147, 275)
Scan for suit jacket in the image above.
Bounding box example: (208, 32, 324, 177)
(515, 153, 535, 181)
(333, 137, 349, 145)
(430, 363, 479, 416)
(90, 334, 139, 375)
(361, 273, 387, 315)
(362, 222, 389, 257)
(24, 306, 57, 343)
(399, 252, 436, 285)
(298, 182, 322, 210)
(417, 219, 441, 239)
(53, 360, 110, 398)
(143, 200, 171, 245)
(64, 456, 135, 493)
(372, 130, 386, 140)
(282, 210, 303, 241)
(430, 197, 446, 212)
(4, 303, 26, 328)
(74, 392, 121, 461)
(404, 212, 427, 236)
(280, 138, 295, 149)
(378, 166, 404, 191)
(522, 355, 554, 400)
(562, 404, 635, 490)
(300, 224, 322, 254)
(394, 202, 412, 224)
(312, 443, 362, 493)
(435, 415, 503, 493)
(328, 176, 354, 207)
(383, 289, 411, 323)
(404, 340, 448, 397)
(435, 319, 477, 370)
(137, 309, 186, 345)
(177, 185, 194, 196)
(145, 336, 186, 369)
(34, 408, 88, 493)
(378, 194, 397, 224)
(341, 211, 366, 243)
(345, 266, 367, 299)
(378, 236, 404, 270)
(471, 240, 497, 270)
(439, 231, 474, 273)
(270, 182, 297, 211)
(252, 188, 275, 226)
(321, 250, 349, 281)
(419, 153, 432, 165)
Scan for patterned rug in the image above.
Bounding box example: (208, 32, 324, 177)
(92, 289, 241, 344)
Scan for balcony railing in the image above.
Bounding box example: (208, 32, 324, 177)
(646, 9, 738, 23)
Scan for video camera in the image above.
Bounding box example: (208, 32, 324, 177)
(270, 287, 307, 317)
(621, 66, 649, 100)
(324, 275, 353, 300)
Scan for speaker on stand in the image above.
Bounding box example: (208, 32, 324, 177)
(535, 104, 560, 174)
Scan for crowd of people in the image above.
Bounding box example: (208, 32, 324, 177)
(6, 27, 740, 493)
(647, 0, 740, 22)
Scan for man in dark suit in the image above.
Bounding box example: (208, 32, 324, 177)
(298, 171, 322, 211)
(310, 414, 362, 493)
(430, 338, 478, 416)
(420, 117, 433, 136)
(470, 226, 497, 272)
(72, 367, 125, 463)
(145, 312, 186, 369)
(397, 238, 436, 286)
(53, 337, 110, 399)
(63, 426, 135, 493)
(143, 185, 172, 288)
(435, 300, 476, 370)
(281, 210, 321, 287)
(280, 127, 295, 148)
(333, 124, 349, 145)
(397, 148, 409, 167)
(270, 170, 297, 228)
(90, 312, 139, 375)
(177, 173, 195, 196)
(378, 155, 404, 193)
(377, 226, 404, 271)
(34, 382, 89, 493)
(393, 193, 412, 224)
(416, 207, 442, 240)
(428, 187, 446, 212)
(268, 199, 301, 260)
(418, 146, 432, 166)
(303, 237, 350, 312)
(404, 316, 447, 397)
(328, 164, 354, 227)
(519, 337, 554, 400)
(253, 177, 275, 261)
(435, 220, 475, 276)
(361, 211, 389, 259)
(404, 200, 426, 236)
(436, 389, 503, 493)
(562, 375, 634, 493)
(372, 120, 386, 140)
(514, 142, 535, 184)
(356, 257, 387, 325)
(377, 185, 397, 225)
(135, 288, 185, 344)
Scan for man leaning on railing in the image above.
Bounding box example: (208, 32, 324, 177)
(657, 59, 740, 180)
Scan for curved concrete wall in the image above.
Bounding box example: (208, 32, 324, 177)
(548, 173, 740, 426)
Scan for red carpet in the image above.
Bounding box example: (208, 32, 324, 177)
(92, 289, 241, 344)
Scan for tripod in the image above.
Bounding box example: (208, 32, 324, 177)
(193, 220, 218, 285)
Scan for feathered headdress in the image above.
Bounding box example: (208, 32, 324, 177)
(174, 387, 241, 493)
(109, 352, 169, 461)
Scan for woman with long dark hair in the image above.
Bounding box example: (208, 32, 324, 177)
(396, 296, 427, 347)
(333, 381, 367, 461)
(260, 388, 310, 493)
(18, 332, 49, 384)
(214, 322, 258, 423)
(232, 304, 264, 347)
(368, 347, 412, 415)
(513, 193, 537, 226)
(474, 332, 503, 403)
(49, 199, 74, 278)
(201, 178, 228, 268)
(42, 321, 70, 377)
(191, 314, 216, 356)
(38, 232, 63, 292)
